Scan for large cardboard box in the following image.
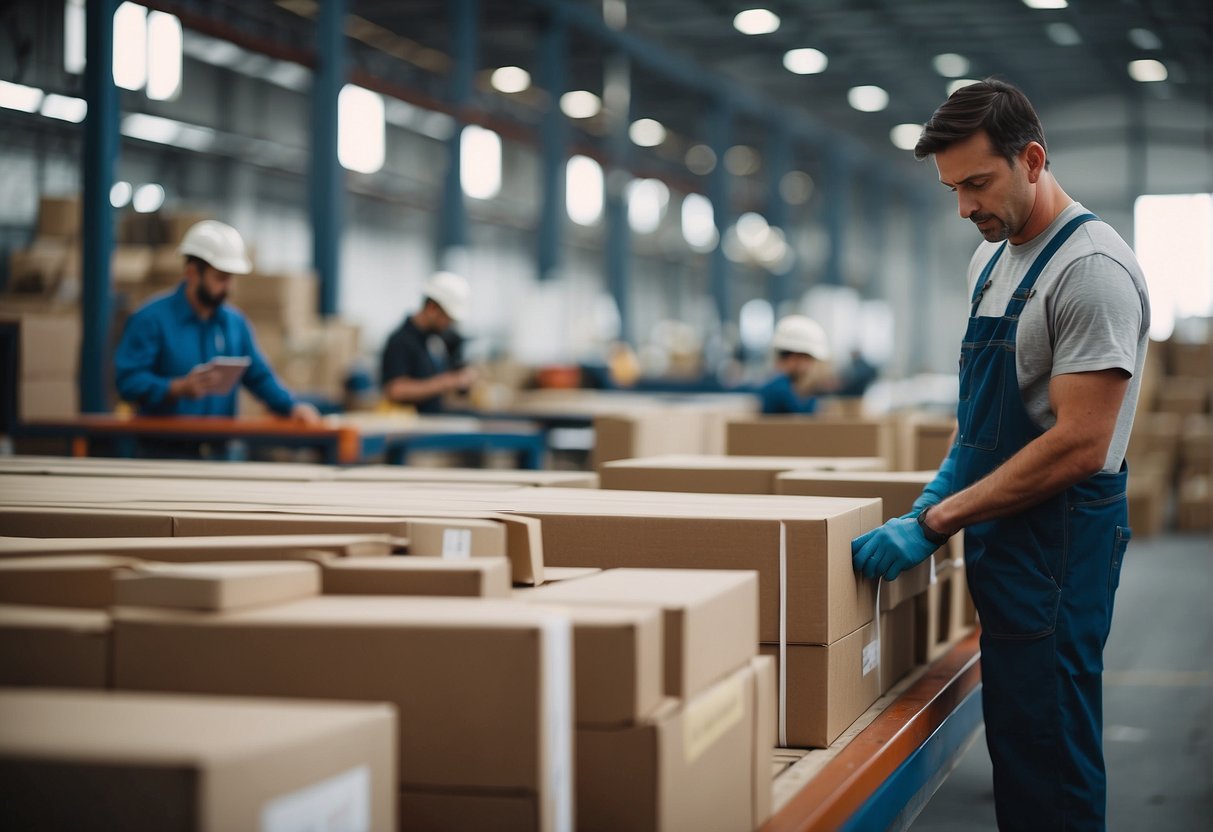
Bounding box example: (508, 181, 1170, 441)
(903, 417, 955, 471)
(18, 378, 78, 421)
(749, 655, 776, 830)
(915, 560, 973, 663)
(522, 568, 757, 700)
(1177, 475, 1211, 531)
(1126, 459, 1170, 537)
(0, 555, 138, 608)
(1155, 378, 1211, 417)
(759, 620, 882, 748)
(0, 534, 396, 562)
(0, 688, 396, 832)
(7, 242, 74, 295)
(322, 556, 512, 599)
(1168, 340, 1213, 380)
(0, 312, 81, 378)
(600, 454, 886, 494)
(335, 466, 599, 489)
(1180, 416, 1212, 478)
(576, 663, 756, 832)
(592, 410, 703, 471)
(0, 506, 177, 537)
(727, 416, 897, 467)
(230, 271, 318, 335)
(880, 598, 917, 694)
(36, 195, 80, 238)
(114, 561, 322, 611)
(113, 596, 574, 832)
(0, 604, 110, 688)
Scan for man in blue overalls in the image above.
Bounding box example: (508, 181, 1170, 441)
(852, 79, 1151, 830)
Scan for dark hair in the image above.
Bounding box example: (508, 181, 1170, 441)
(185, 255, 209, 273)
(914, 78, 1049, 169)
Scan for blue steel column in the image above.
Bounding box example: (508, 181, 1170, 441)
(81, 0, 118, 413)
(310, 0, 345, 316)
(765, 124, 793, 309)
(536, 10, 567, 282)
(603, 49, 631, 343)
(822, 146, 852, 286)
(708, 98, 732, 325)
(439, 0, 477, 260)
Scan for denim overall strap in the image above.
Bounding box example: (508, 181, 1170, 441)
(953, 210, 1128, 831)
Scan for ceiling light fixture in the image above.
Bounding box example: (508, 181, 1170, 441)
(1023, 0, 1068, 9)
(1128, 59, 1168, 83)
(734, 9, 780, 36)
(890, 123, 923, 151)
(783, 48, 828, 75)
(560, 90, 601, 119)
(628, 118, 667, 147)
(490, 66, 531, 94)
(947, 78, 980, 96)
(847, 85, 889, 112)
(932, 53, 970, 78)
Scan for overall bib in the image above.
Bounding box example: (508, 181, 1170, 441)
(954, 213, 1131, 831)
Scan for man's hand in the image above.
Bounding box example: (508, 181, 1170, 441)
(851, 515, 940, 581)
(169, 365, 224, 400)
(445, 366, 478, 393)
(290, 402, 322, 425)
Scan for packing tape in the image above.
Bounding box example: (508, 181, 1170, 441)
(778, 521, 788, 747)
(929, 552, 938, 585)
(540, 615, 574, 832)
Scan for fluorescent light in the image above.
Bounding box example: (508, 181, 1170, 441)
(680, 192, 718, 252)
(566, 155, 604, 226)
(113, 2, 149, 91)
(40, 93, 87, 123)
(122, 112, 181, 144)
(1128, 59, 1168, 83)
(146, 12, 183, 101)
(685, 144, 716, 175)
(132, 183, 165, 214)
(490, 66, 531, 94)
(0, 80, 45, 113)
(1045, 22, 1081, 46)
(110, 181, 132, 208)
(1023, 0, 1067, 8)
(338, 84, 385, 174)
(735, 212, 770, 249)
(932, 53, 970, 78)
(779, 171, 813, 205)
(626, 178, 669, 235)
(460, 125, 502, 200)
(947, 78, 980, 96)
(734, 9, 780, 35)
(890, 123, 923, 151)
(847, 85, 889, 112)
(783, 48, 828, 75)
(64, 0, 86, 74)
(1129, 28, 1161, 50)
(560, 90, 601, 119)
(628, 118, 666, 147)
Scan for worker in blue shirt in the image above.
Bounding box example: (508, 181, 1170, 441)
(757, 315, 831, 414)
(114, 220, 320, 424)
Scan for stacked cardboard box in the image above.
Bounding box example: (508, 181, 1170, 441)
(727, 416, 899, 470)
(0, 312, 80, 420)
(600, 454, 886, 494)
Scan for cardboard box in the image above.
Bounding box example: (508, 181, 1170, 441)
(915, 560, 973, 663)
(1, 312, 82, 378)
(0, 506, 176, 537)
(400, 790, 541, 832)
(576, 663, 756, 832)
(0, 555, 138, 608)
(230, 272, 317, 335)
(759, 620, 882, 748)
(322, 556, 512, 599)
(1177, 476, 1211, 531)
(36, 195, 80, 238)
(0, 688, 396, 832)
(1180, 416, 1212, 478)
(114, 561, 321, 611)
(335, 467, 600, 489)
(522, 568, 757, 700)
(0, 534, 396, 562)
(1168, 340, 1212, 379)
(592, 410, 703, 471)
(600, 454, 886, 494)
(113, 596, 574, 832)
(19, 378, 78, 421)
(6, 243, 74, 295)
(1127, 460, 1170, 537)
(111, 245, 154, 285)
(0, 604, 110, 688)
(905, 417, 955, 471)
(1155, 378, 1211, 417)
(880, 598, 917, 694)
(750, 655, 776, 829)
(727, 416, 896, 467)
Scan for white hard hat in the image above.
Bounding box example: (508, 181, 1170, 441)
(422, 271, 471, 322)
(772, 315, 831, 360)
(179, 220, 253, 275)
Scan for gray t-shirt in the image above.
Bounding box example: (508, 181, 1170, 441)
(966, 201, 1151, 472)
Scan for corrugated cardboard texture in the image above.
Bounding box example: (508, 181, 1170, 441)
(600, 454, 886, 494)
(575, 664, 755, 832)
(727, 417, 896, 468)
(0, 688, 396, 832)
(322, 556, 512, 599)
(0, 555, 139, 608)
(523, 568, 757, 700)
(759, 620, 882, 748)
(113, 561, 321, 611)
(0, 605, 111, 688)
(0, 507, 176, 537)
(0, 534, 395, 562)
(112, 595, 572, 826)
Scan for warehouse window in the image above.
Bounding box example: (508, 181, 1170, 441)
(146, 11, 183, 101)
(460, 125, 502, 199)
(1134, 193, 1213, 340)
(681, 192, 718, 251)
(112, 2, 148, 91)
(338, 84, 385, 174)
(567, 155, 604, 226)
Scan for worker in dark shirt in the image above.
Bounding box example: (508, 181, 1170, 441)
(114, 220, 320, 424)
(757, 314, 831, 414)
(380, 271, 476, 413)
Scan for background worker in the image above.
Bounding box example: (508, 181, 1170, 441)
(757, 314, 831, 414)
(114, 220, 321, 425)
(851, 79, 1150, 830)
(380, 271, 476, 413)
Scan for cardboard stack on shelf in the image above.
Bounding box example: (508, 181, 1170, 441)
(0, 311, 81, 420)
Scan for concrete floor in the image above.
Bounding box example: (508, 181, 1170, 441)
(911, 532, 1213, 831)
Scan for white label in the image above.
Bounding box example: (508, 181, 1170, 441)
(261, 765, 370, 832)
(684, 674, 745, 763)
(441, 528, 472, 559)
(862, 639, 881, 677)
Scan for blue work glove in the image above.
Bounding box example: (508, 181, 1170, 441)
(851, 516, 940, 581)
(901, 443, 959, 519)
